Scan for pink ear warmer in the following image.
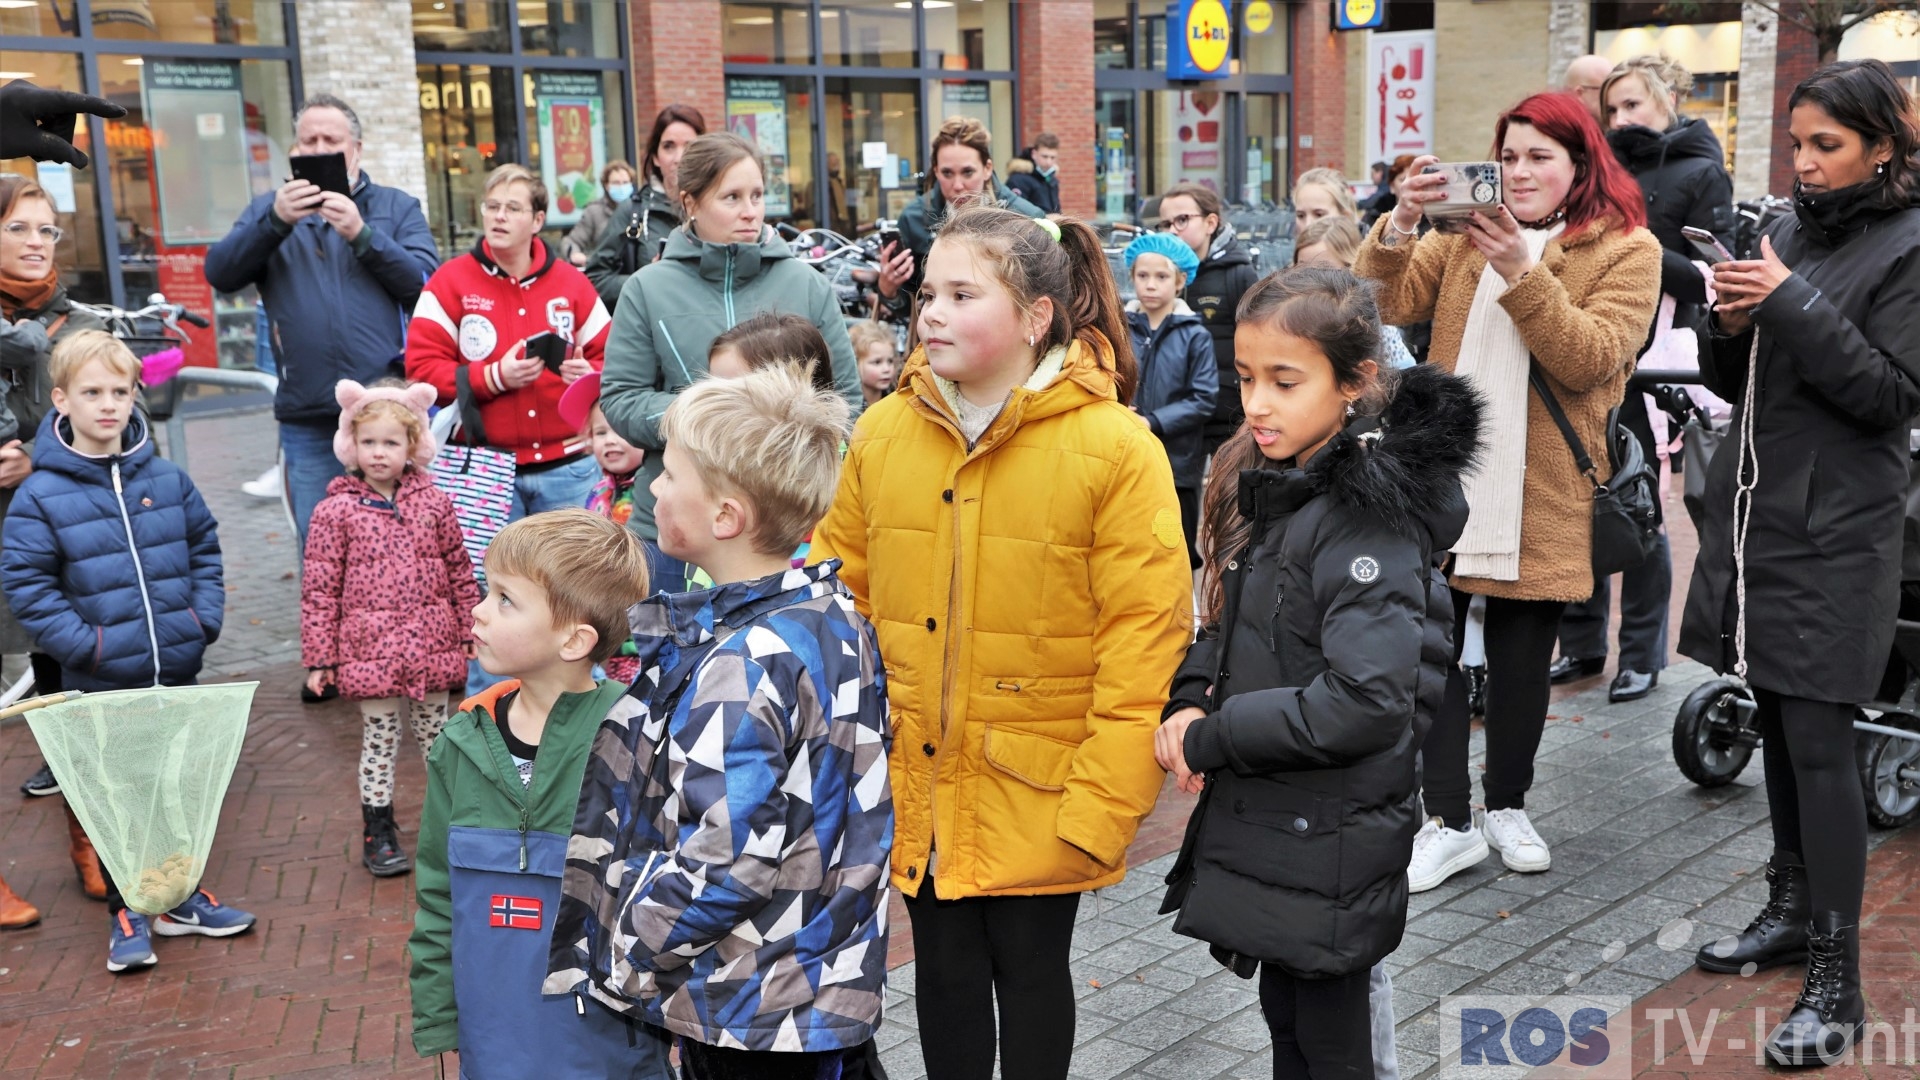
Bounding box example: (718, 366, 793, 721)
(333, 379, 441, 470)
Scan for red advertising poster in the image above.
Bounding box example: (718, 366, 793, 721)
(152, 243, 218, 369)
(549, 102, 593, 176)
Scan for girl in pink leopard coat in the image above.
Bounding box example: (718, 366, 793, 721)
(300, 379, 481, 878)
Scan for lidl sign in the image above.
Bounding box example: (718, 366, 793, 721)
(1335, 0, 1386, 30)
(1168, 0, 1232, 80)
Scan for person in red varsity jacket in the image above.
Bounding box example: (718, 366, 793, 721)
(406, 163, 612, 520)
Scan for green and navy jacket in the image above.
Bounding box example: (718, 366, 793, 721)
(407, 677, 669, 1078)
(544, 561, 893, 1051)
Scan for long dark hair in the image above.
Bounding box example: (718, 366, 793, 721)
(934, 205, 1138, 404)
(1198, 266, 1392, 628)
(709, 312, 838, 396)
(1494, 92, 1648, 233)
(642, 103, 707, 189)
(1789, 59, 1920, 207)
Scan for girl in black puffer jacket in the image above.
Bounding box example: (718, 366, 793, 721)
(1157, 266, 1482, 1077)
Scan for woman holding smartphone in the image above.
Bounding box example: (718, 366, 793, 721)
(1681, 59, 1920, 1067)
(1354, 92, 1661, 894)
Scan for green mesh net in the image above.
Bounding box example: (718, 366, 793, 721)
(22, 684, 257, 915)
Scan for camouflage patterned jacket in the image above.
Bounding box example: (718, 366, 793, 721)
(544, 561, 893, 1051)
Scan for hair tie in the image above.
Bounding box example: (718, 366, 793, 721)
(1034, 217, 1062, 244)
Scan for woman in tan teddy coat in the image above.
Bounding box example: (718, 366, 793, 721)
(1354, 91, 1661, 892)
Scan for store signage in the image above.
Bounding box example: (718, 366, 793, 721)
(141, 59, 250, 247)
(1365, 30, 1435, 161)
(1245, 0, 1275, 34)
(725, 77, 792, 217)
(1167, 0, 1232, 80)
(1335, 0, 1386, 31)
(533, 72, 607, 227)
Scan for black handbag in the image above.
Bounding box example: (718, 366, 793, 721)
(1529, 362, 1659, 575)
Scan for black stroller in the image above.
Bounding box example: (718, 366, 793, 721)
(1663, 373, 1920, 829)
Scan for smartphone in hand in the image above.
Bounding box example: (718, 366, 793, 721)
(524, 331, 569, 375)
(289, 152, 352, 197)
(1422, 162, 1503, 235)
(1681, 226, 1734, 264)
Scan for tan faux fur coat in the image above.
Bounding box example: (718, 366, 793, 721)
(1355, 213, 1662, 602)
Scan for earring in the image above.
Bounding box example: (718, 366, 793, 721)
(1345, 402, 1356, 420)
(1879, 162, 1887, 175)
(1028, 334, 1037, 347)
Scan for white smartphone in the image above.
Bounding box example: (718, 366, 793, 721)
(1681, 226, 1733, 264)
(1421, 162, 1503, 235)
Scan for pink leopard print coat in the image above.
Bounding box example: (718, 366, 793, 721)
(300, 468, 481, 701)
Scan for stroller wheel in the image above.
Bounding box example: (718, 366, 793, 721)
(1855, 710, 1920, 829)
(1672, 678, 1757, 787)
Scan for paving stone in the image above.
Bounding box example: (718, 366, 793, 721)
(1141, 1041, 1246, 1077)
(1107, 1004, 1211, 1051)
(1392, 987, 1440, 1024)
(1203, 1004, 1277, 1053)
(878, 1038, 928, 1080)
(1483, 912, 1567, 946)
(1073, 1010, 1120, 1046)
(1561, 871, 1645, 903)
(1406, 910, 1492, 944)
(1613, 941, 1704, 982)
(1443, 887, 1525, 919)
(1518, 892, 1609, 925)
(1164, 974, 1261, 1021)
(1161, 940, 1232, 978)
(1480, 870, 1563, 899)
(1567, 896, 1697, 948)
(1648, 872, 1742, 906)
(1396, 1047, 1439, 1077)
(1081, 979, 1175, 1021)
(1227, 1049, 1276, 1079)
(1386, 933, 1450, 967)
(1390, 960, 1479, 999)
(1065, 1036, 1155, 1079)
(1435, 935, 1529, 974)
(1479, 961, 1583, 997)
(1080, 933, 1176, 974)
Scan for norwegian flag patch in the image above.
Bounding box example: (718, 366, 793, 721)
(489, 894, 543, 930)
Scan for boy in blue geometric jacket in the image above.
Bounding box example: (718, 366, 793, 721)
(0, 330, 255, 973)
(545, 365, 893, 1079)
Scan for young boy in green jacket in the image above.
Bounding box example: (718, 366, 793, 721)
(407, 509, 668, 1080)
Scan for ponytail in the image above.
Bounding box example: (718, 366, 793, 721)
(1198, 426, 1260, 628)
(1055, 217, 1138, 405)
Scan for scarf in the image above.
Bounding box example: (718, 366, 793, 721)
(587, 468, 637, 527)
(935, 345, 1068, 449)
(1451, 225, 1562, 582)
(0, 267, 58, 320)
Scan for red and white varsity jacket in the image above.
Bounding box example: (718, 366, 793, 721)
(406, 238, 611, 466)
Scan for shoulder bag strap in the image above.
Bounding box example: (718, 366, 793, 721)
(1527, 359, 1600, 488)
(453, 362, 488, 448)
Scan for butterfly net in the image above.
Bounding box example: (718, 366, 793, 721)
(24, 684, 256, 915)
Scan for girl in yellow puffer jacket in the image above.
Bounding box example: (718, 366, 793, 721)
(812, 205, 1194, 1080)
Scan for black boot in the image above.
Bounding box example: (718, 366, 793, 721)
(1696, 853, 1810, 973)
(1463, 665, 1488, 718)
(362, 804, 412, 877)
(1764, 912, 1865, 1067)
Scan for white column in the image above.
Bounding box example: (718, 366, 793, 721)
(1734, 2, 1779, 201)
(1546, 0, 1592, 88)
(294, 0, 431, 218)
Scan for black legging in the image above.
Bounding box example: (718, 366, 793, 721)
(1426, 589, 1567, 825)
(904, 890, 1080, 1080)
(1756, 688, 1867, 920)
(1259, 964, 1375, 1079)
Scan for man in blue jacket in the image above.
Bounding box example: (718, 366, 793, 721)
(204, 92, 440, 546)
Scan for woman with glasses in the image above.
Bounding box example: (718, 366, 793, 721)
(0, 173, 108, 926)
(1154, 182, 1261, 456)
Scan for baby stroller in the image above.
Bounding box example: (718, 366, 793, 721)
(1667, 378, 1920, 829)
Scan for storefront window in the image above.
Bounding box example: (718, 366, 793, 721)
(523, 69, 629, 250)
(724, 75, 812, 229)
(1244, 92, 1285, 206)
(1095, 90, 1138, 224)
(823, 78, 919, 229)
(89, 0, 286, 47)
(419, 63, 513, 257)
(518, 0, 622, 58)
(0, 2, 77, 37)
(927, 78, 1013, 175)
(821, 0, 915, 68)
(413, 0, 511, 53)
(924, 0, 1011, 72)
(1151, 89, 1228, 199)
(1, 56, 104, 301)
(723, 3, 815, 64)
(1237, 0, 1287, 76)
(1094, 0, 1132, 70)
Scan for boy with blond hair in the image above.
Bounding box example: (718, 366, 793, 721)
(546, 364, 892, 1077)
(408, 509, 670, 1079)
(1, 329, 254, 973)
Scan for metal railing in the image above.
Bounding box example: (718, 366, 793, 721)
(157, 367, 278, 477)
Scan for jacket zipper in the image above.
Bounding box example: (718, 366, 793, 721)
(723, 256, 736, 326)
(111, 461, 163, 685)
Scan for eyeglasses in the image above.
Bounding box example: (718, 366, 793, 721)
(2, 221, 62, 244)
(482, 200, 533, 217)
(1158, 213, 1200, 233)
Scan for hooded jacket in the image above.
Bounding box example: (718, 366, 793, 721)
(0, 411, 222, 691)
(810, 332, 1192, 899)
(407, 678, 667, 1077)
(299, 468, 481, 702)
(1162, 364, 1481, 978)
(1006, 154, 1062, 215)
(1681, 185, 1920, 704)
(1126, 300, 1219, 490)
(584, 182, 683, 311)
(204, 172, 440, 427)
(1608, 119, 1736, 311)
(889, 178, 1047, 314)
(597, 225, 863, 540)
(1187, 227, 1263, 443)
(545, 562, 891, 1052)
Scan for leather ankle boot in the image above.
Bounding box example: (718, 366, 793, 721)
(362, 804, 412, 878)
(1696, 853, 1809, 973)
(0, 873, 40, 929)
(65, 803, 107, 901)
(1765, 912, 1865, 1067)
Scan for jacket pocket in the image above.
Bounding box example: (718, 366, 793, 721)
(982, 724, 1078, 791)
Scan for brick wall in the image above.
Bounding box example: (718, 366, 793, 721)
(294, 0, 430, 215)
(1017, 0, 1095, 216)
(1735, 1, 1779, 201)
(1290, 0, 1348, 177)
(1769, 5, 1821, 196)
(628, 0, 726, 149)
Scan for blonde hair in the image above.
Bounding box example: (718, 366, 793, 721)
(1292, 167, 1359, 220)
(847, 320, 896, 359)
(1294, 216, 1364, 267)
(49, 330, 140, 391)
(661, 364, 851, 557)
(1605, 54, 1691, 130)
(350, 397, 425, 456)
(484, 509, 651, 664)
(484, 162, 548, 215)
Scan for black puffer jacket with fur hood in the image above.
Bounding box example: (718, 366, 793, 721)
(1161, 363, 1482, 979)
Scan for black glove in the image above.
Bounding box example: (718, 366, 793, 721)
(0, 81, 127, 169)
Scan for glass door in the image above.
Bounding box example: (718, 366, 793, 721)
(824, 77, 919, 233)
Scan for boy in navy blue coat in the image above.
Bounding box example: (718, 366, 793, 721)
(0, 330, 256, 973)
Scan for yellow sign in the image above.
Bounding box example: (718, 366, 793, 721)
(1341, 0, 1379, 28)
(1185, 0, 1231, 75)
(1245, 0, 1274, 34)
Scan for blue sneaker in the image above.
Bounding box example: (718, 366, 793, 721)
(152, 889, 256, 939)
(107, 910, 157, 973)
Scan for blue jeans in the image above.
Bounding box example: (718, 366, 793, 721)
(466, 454, 602, 697)
(281, 421, 346, 550)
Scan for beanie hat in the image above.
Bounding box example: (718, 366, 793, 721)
(1123, 232, 1201, 280)
(333, 379, 439, 471)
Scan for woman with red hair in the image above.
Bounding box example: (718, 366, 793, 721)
(1354, 91, 1661, 893)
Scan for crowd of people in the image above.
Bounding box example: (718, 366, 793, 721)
(0, 50, 1917, 1080)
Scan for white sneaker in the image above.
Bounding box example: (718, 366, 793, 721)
(1479, 807, 1552, 873)
(241, 466, 282, 500)
(1408, 817, 1490, 893)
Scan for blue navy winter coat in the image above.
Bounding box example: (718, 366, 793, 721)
(1127, 302, 1219, 490)
(0, 411, 223, 691)
(204, 172, 440, 427)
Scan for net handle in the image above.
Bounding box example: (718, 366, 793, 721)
(0, 690, 83, 722)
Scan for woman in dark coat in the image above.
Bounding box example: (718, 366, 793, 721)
(1681, 59, 1920, 1068)
(1156, 181, 1261, 455)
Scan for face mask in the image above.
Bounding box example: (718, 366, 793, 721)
(607, 183, 635, 202)
(1039, 165, 1057, 179)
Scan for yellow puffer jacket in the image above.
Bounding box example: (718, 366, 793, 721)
(812, 332, 1193, 899)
